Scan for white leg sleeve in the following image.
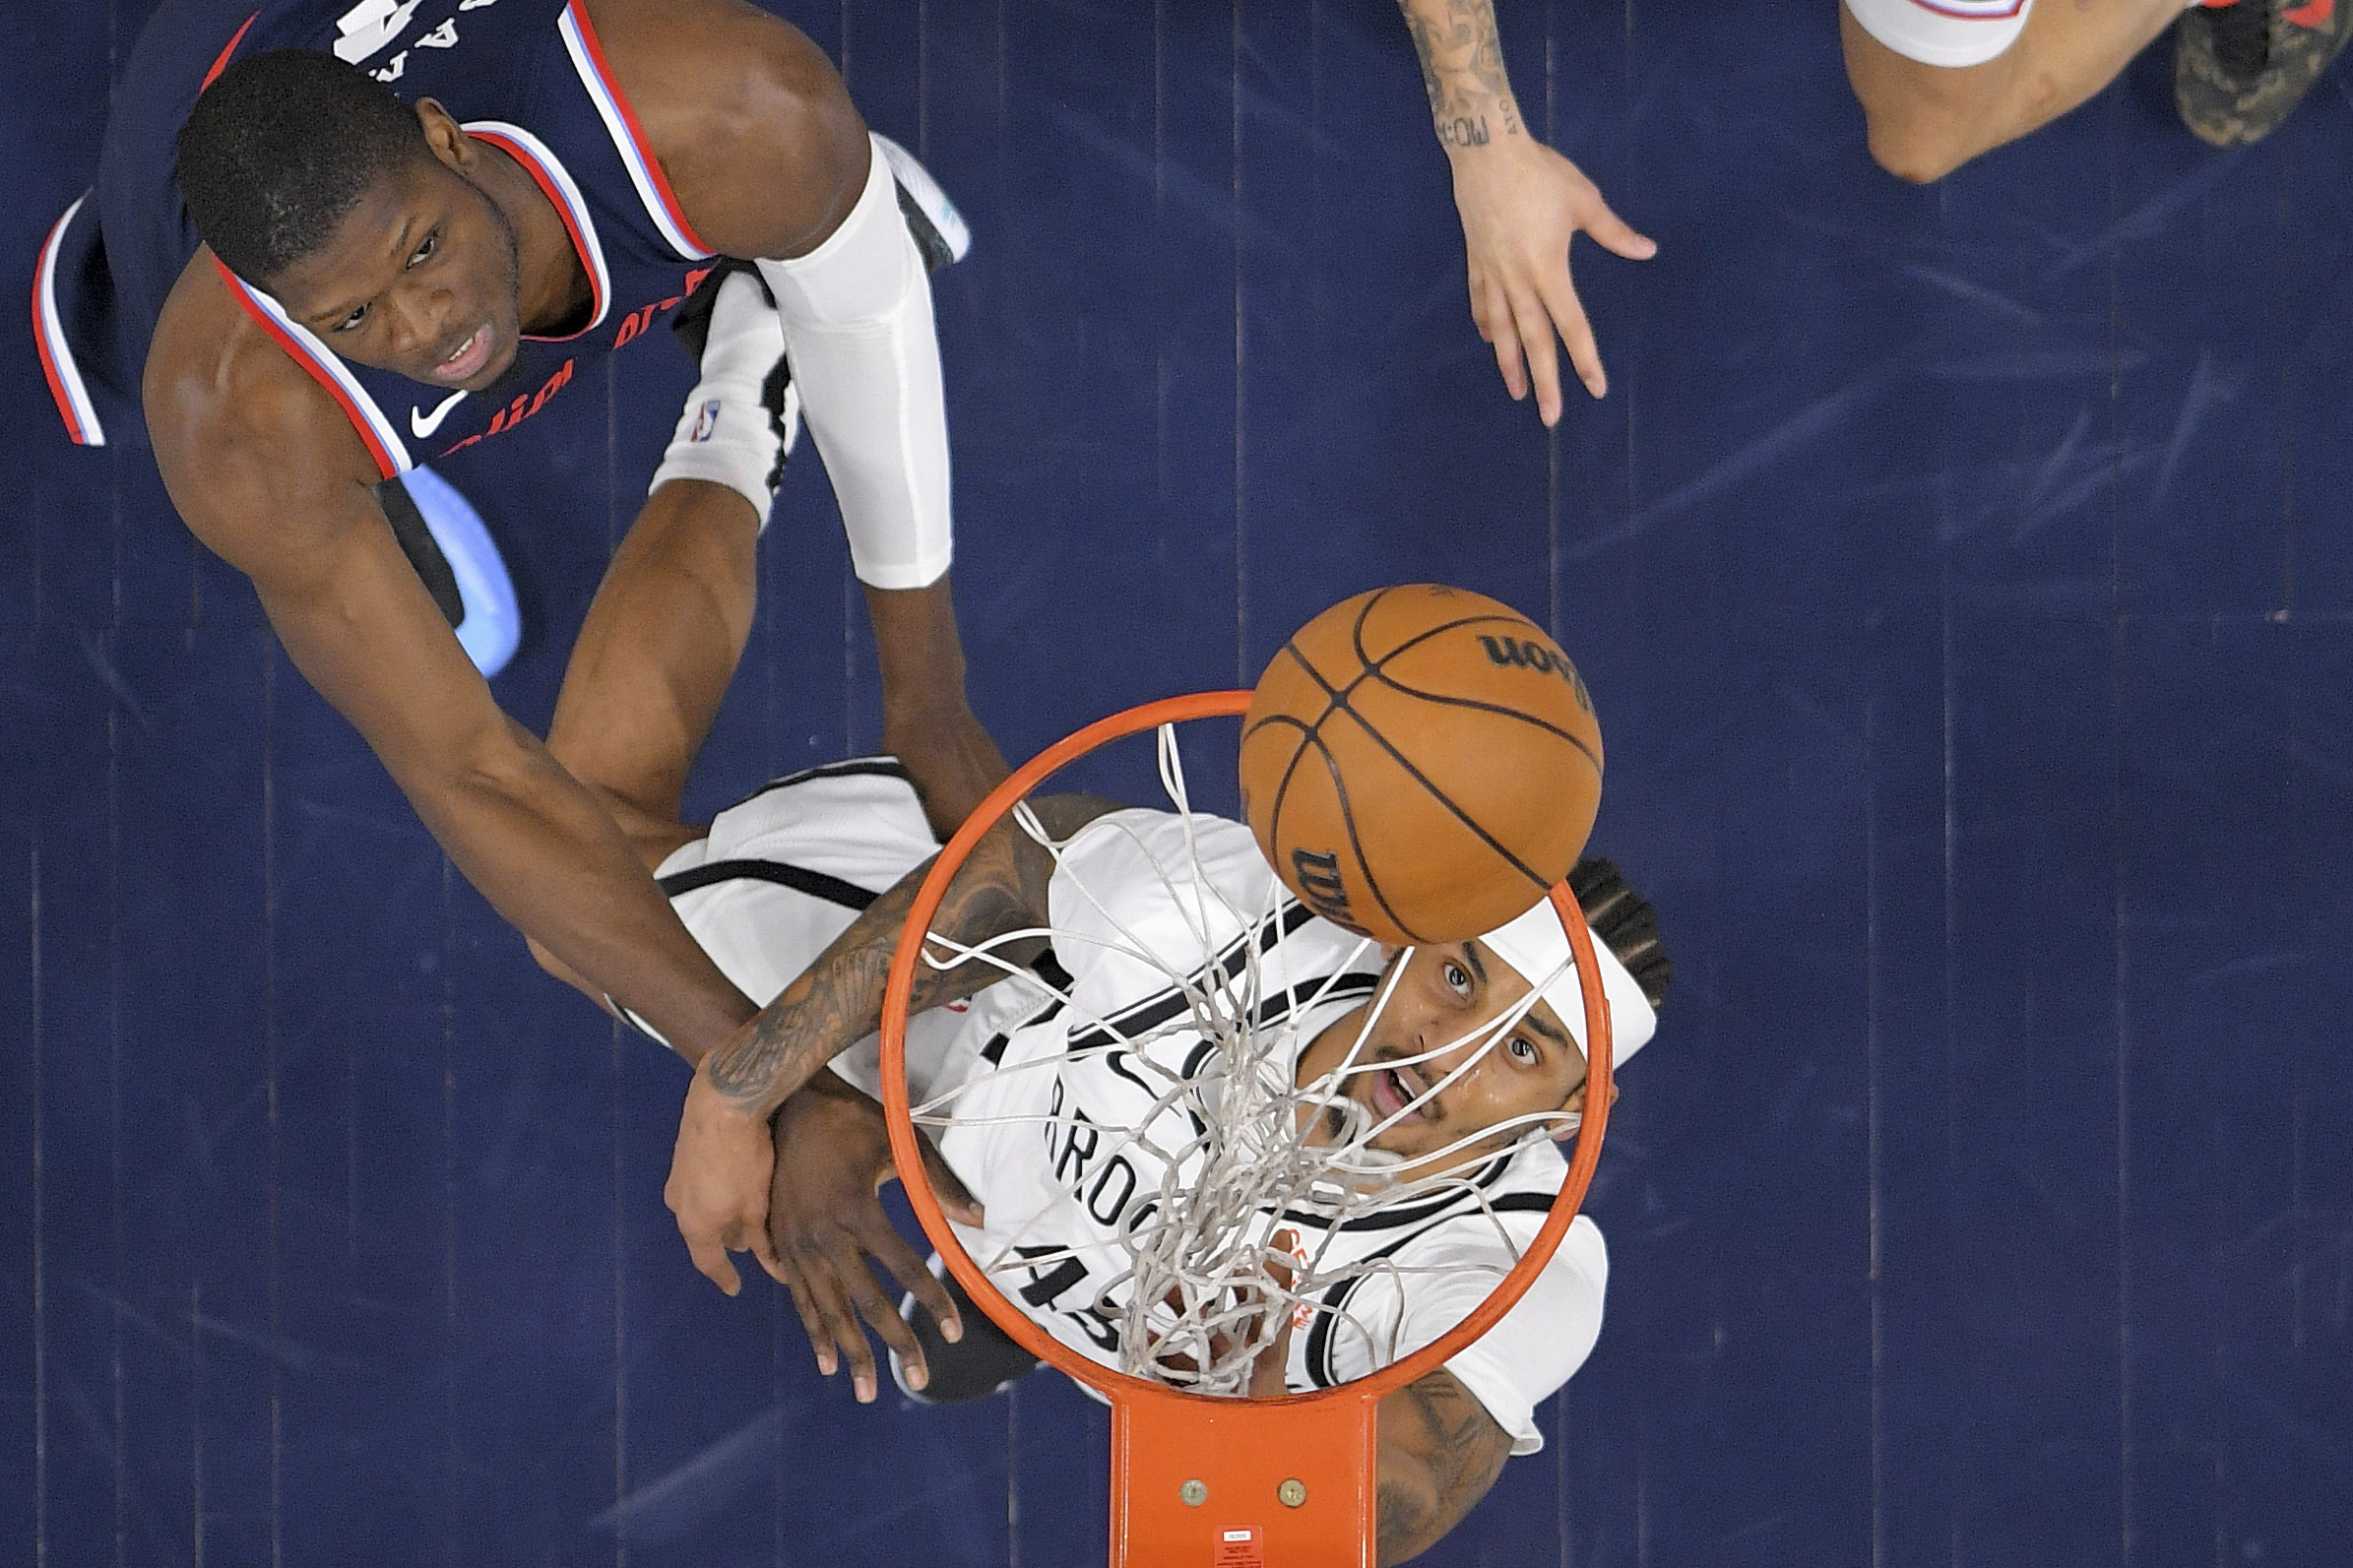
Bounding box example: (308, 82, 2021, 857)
(756, 135, 954, 591)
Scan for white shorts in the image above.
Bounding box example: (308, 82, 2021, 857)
(1844, 0, 2032, 67)
(639, 758, 981, 1104)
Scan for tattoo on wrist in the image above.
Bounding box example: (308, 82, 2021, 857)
(1399, 0, 1524, 148)
(1433, 111, 1511, 149)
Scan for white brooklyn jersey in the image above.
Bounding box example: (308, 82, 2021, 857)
(638, 759, 975, 1100)
(935, 809, 1608, 1455)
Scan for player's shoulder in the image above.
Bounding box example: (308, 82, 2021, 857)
(579, 0, 828, 112)
(1404, 1145, 1605, 1273)
(1056, 809, 1275, 903)
(147, 252, 350, 450)
(577, 0, 865, 258)
(145, 251, 382, 563)
(1042, 810, 1285, 990)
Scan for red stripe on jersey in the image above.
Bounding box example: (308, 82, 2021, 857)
(560, 0, 712, 258)
(32, 214, 94, 445)
(202, 12, 262, 90)
(213, 256, 402, 480)
(468, 129, 607, 340)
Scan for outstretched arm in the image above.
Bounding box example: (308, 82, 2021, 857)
(1375, 1368, 1515, 1564)
(1395, 0, 1655, 422)
(664, 791, 1117, 1292)
(146, 263, 760, 1066)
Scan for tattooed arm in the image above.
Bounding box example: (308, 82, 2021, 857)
(1375, 1367, 1516, 1564)
(704, 788, 1119, 1116)
(663, 791, 1118, 1293)
(1394, 0, 1655, 423)
(1398, 0, 1524, 150)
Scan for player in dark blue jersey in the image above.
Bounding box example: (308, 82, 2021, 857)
(36, 0, 1004, 1073)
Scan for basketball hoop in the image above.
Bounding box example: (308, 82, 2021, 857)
(878, 691, 1613, 1567)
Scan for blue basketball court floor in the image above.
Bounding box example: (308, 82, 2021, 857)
(5, 1, 2352, 1563)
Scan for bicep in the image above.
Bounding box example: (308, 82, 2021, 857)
(146, 304, 514, 791)
(246, 512, 516, 789)
(1374, 1368, 1513, 1565)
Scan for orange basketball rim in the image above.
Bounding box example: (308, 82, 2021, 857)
(878, 690, 1614, 1568)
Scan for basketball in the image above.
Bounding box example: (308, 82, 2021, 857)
(1240, 585, 1605, 946)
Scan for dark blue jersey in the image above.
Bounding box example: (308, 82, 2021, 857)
(34, 0, 719, 474)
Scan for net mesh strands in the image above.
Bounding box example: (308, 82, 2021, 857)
(905, 723, 1590, 1397)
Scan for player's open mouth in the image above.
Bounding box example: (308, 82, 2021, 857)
(1367, 1062, 1435, 1123)
(431, 324, 494, 384)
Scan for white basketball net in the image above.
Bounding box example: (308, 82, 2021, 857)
(906, 722, 1585, 1398)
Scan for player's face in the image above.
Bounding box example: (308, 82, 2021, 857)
(1307, 941, 1594, 1169)
(269, 153, 523, 391)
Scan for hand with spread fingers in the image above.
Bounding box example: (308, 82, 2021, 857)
(766, 1071, 985, 1404)
(1452, 137, 1655, 419)
(1395, 0, 1655, 424)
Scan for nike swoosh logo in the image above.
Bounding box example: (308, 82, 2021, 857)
(409, 389, 467, 438)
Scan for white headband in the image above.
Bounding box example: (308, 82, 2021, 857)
(1477, 897, 1657, 1068)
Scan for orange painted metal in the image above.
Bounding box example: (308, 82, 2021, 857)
(1113, 1393, 1377, 1567)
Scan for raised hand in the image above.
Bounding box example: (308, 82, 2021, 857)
(1245, 1241, 1301, 1400)
(1141, 1232, 1302, 1396)
(1395, 0, 1657, 424)
(1451, 137, 1655, 419)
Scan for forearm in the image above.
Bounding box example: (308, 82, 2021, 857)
(865, 577, 1010, 835)
(697, 791, 1113, 1118)
(406, 717, 757, 1061)
(1396, 0, 1526, 152)
(697, 838, 1028, 1118)
(547, 476, 759, 848)
(866, 578, 973, 729)
(1374, 1369, 1512, 1565)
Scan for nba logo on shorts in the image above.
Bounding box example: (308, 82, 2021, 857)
(689, 399, 722, 442)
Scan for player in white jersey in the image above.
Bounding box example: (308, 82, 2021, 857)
(618, 751, 1668, 1562)
(918, 803, 1666, 1434)
(534, 451, 1670, 1559)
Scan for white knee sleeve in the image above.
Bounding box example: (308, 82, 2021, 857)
(757, 135, 954, 591)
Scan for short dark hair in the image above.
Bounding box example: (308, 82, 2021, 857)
(177, 49, 429, 282)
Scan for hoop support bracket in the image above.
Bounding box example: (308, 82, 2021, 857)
(1112, 1390, 1378, 1568)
